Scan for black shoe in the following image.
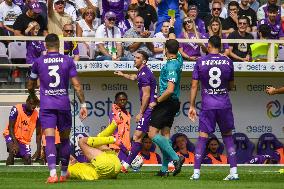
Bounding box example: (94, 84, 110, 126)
(173, 156, 185, 176)
(155, 170, 169, 177)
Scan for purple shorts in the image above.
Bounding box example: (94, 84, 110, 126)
(137, 108, 152, 133)
(5, 135, 31, 158)
(199, 108, 235, 134)
(39, 109, 72, 132)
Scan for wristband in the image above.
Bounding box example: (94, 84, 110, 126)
(169, 27, 175, 34)
(80, 103, 87, 108)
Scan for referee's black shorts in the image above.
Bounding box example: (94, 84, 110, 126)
(149, 98, 180, 130)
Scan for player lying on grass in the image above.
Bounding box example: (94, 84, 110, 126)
(67, 118, 122, 180)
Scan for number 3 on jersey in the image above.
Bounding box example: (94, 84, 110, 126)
(48, 65, 60, 87)
(209, 67, 221, 88)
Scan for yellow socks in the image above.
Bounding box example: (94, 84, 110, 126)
(97, 120, 118, 137)
(87, 136, 116, 147)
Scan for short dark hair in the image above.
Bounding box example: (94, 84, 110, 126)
(45, 33, 59, 49)
(206, 137, 220, 149)
(208, 35, 221, 49)
(115, 92, 128, 100)
(267, 4, 278, 13)
(258, 24, 271, 38)
(228, 1, 239, 9)
(238, 15, 249, 24)
(165, 39, 179, 54)
(136, 50, 149, 62)
(27, 92, 40, 106)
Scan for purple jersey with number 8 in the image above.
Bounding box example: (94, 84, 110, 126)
(30, 52, 78, 110)
(192, 53, 234, 110)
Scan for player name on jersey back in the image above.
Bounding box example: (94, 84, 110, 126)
(44, 57, 64, 64)
(201, 59, 230, 66)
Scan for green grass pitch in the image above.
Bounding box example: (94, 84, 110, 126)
(0, 166, 283, 189)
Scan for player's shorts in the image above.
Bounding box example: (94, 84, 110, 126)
(136, 108, 152, 133)
(199, 108, 235, 134)
(68, 150, 121, 180)
(39, 109, 72, 132)
(5, 135, 31, 158)
(150, 98, 180, 129)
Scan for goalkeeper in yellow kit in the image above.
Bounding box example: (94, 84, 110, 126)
(68, 118, 122, 180)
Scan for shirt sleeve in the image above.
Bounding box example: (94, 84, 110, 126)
(139, 74, 151, 87)
(69, 57, 78, 78)
(73, 43, 79, 55)
(30, 59, 39, 80)
(192, 60, 199, 80)
(95, 25, 105, 45)
(9, 106, 18, 121)
(123, 30, 134, 49)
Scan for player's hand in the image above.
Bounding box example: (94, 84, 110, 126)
(188, 107, 197, 122)
(135, 113, 142, 123)
(114, 71, 124, 76)
(266, 86, 276, 95)
(169, 17, 176, 27)
(149, 101, 157, 109)
(79, 107, 88, 120)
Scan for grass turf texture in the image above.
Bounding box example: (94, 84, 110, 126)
(0, 166, 283, 189)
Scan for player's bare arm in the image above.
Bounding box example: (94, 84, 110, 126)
(157, 81, 175, 103)
(136, 86, 151, 123)
(27, 79, 37, 94)
(188, 79, 198, 122)
(71, 77, 88, 120)
(114, 71, 137, 81)
(266, 86, 284, 95)
(34, 120, 42, 160)
(168, 18, 176, 40)
(8, 119, 19, 155)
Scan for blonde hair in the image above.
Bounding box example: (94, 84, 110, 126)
(82, 8, 96, 19)
(182, 18, 199, 39)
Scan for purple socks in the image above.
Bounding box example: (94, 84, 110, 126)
(59, 138, 71, 172)
(222, 135, 237, 168)
(45, 136, 56, 171)
(194, 136, 208, 169)
(125, 141, 142, 165)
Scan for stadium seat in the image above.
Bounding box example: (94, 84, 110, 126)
(277, 46, 284, 61)
(77, 43, 91, 60)
(257, 133, 283, 156)
(233, 132, 255, 164)
(8, 42, 27, 61)
(0, 42, 8, 58)
(171, 133, 195, 153)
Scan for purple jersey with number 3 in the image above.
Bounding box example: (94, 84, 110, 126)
(30, 52, 78, 110)
(137, 65, 157, 104)
(192, 54, 234, 110)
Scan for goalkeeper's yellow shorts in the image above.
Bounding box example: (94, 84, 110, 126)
(68, 151, 121, 180)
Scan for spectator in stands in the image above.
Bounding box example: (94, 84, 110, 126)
(47, 0, 72, 35)
(188, 5, 206, 34)
(13, 0, 25, 10)
(136, 0, 157, 30)
(203, 0, 225, 32)
(227, 15, 254, 62)
(258, 4, 282, 39)
(131, 0, 156, 9)
(223, 1, 239, 35)
(13, 0, 47, 36)
(250, 0, 260, 13)
(63, 23, 79, 61)
(102, 0, 124, 23)
(179, 0, 189, 20)
(188, 0, 210, 20)
(139, 135, 161, 164)
(203, 137, 227, 164)
(155, 0, 182, 36)
(75, 0, 98, 16)
(238, 0, 257, 32)
(178, 17, 204, 61)
(0, 0, 22, 36)
(173, 133, 194, 164)
(257, 0, 280, 21)
(25, 21, 46, 64)
(76, 7, 100, 58)
(203, 17, 229, 56)
(2, 94, 41, 165)
(118, 4, 138, 36)
(250, 24, 279, 62)
(217, 0, 228, 19)
(153, 20, 169, 60)
(281, 3, 284, 39)
(95, 11, 125, 61)
(64, 0, 77, 22)
(123, 16, 154, 60)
